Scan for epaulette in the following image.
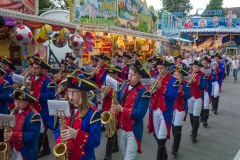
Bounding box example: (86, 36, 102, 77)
(3, 82, 10, 89)
(142, 91, 151, 98)
(173, 80, 180, 86)
(90, 110, 101, 124)
(30, 114, 41, 122)
(203, 75, 208, 79)
(47, 82, 56, 88)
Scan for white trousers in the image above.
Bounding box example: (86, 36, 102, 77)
(212, 81, 220, 97)
(118, 129, 138, 160)
(12, 148, 23, 160)
(204, 91, 210, 109)
(172, 109, 185, 126)
(153, 108, 167, 139)
(188, 97, 202, 116)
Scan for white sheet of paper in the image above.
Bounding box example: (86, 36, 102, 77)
(184, 75, 191, 80)
(0, 114, 15, 127)
(94, 88, 102, 95)
(12, 73, 25, 85)
(106, 75, 119, 91)
(140, 78, 153, 85)
(14, 65, 25, 72)
(47, 100, 70, 117)
(202, 68, 211, 74)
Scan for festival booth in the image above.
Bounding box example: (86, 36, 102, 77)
(158, 10, 240, 53)
(0, 1, 77, 70)
(68, 0, 168, 64)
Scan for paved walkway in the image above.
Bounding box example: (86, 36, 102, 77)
(40, 74, 240, 160)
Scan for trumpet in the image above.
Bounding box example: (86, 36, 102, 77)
(53, 71, 63, 82)
(97, 86, 110, 104)
(188, 73, 196, 84)
(149, 75, 162, 94)
(22, 69, 29, 77)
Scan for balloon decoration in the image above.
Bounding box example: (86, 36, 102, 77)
(59, 28, 70, 41)
(10, 24, 33, 46)
(52, 33, 67, 48)
(36, 24, 53, 44)
(68, 34, 83, 50)
(84, 32, 95, 54)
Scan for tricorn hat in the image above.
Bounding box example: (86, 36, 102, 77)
(105, 64, 122, 74)
(60, 59, 68, 66)
(122, 51, 132, 59)
(9, 86, 38, 102)
(90, 55, 99, 61)
(127, 59, 151, 78)
(211, 52, 222, 59)
(147, 55, 156, 63)
(155, 57, 174, 66)
(33, 53, 51, 69)
(114, 52, 122, 58)
(133, 50, 141, 56)
(65, 52, 76, 61)
(0, 68, 6, 75)
(171, 65, 189, 76)
(189, 59, 204, 67)
(95, 52, 111, 61)
(0, 56, 12, 65)
(201, 56, 212, 63)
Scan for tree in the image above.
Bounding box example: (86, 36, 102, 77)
(204, 0, 224, 17)
(161, 0, 193, 16)
(38, 0, 69, 15)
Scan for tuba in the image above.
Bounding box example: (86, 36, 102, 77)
(53, 110, 69, 160)
(0, 122, 11, 160)
(101, 90, 117, 138)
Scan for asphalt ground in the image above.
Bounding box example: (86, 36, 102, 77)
(40, 73, 240, 160)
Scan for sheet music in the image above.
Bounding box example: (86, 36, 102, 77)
(106, 75, 119, 91)
(140, 78, 154, 85)
(184, 75, 191, 80)
(12, 73, 25, 85)
(94, 88, 102, 95)
(0, 114, 15, 127)
(14, 65, 25, 72)
(202, 68, 211, 74)
(47, 100, 70, 117)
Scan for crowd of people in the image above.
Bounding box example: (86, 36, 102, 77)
(0, 48, 235, 160)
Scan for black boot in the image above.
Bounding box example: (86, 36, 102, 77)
(171, 126, 182, 156)
(171, 124, 174, 136)
(191, 116, 200, 142)
(112, 133, 119, 152)
(214, 96, 219, 114)
(203, 109, 209, 127)
(37, 131, 51, 158)
(157, 139, 168, 160)
(103, 133, 118, 160)
(189, 114, 193, 137)
(200, 110, 203, 122)
(211, 96, 215, 111)
(153, 133, 157, 141)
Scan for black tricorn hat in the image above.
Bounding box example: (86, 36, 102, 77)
(80, 67, 92, 78)
(90, 55, 99, 61)
(211, 52, 222, 59)
(189, 59, 204, 67)
(174, 54, 185, 59)
(133, 50, 141, 56)
(114, 52, 122, 58)
(65, 52, 76, 61)
(33, 53, 51, 69)
(0, 56, 12, 65)
(61, 74, 98, 90)
(0, 68, 6, 75)
(9, 86, 38, 102)
(171, 65, 189, 76)
(105, 64, 122, 74)
(147, 55, 156, 63)
(60, 59, 68, 66)
(155, 57, 174, 66)
(95, 52, 111, 61)
(201, 56, 212, 63)
(122, 51, 132, 59)
(127, 59, 151, 78)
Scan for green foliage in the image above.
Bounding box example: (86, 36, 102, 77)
(204, 0, 224, 17)
(161, 0, 193, 16)
(38, 0, 69, 15)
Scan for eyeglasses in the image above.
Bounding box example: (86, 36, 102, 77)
(67, 90, 80, 95)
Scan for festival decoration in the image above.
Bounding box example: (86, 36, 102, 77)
(10, 24, 33, 46)
(68, 34, 83, 50)
(52, 33, 67, 48)
(84, 32, 95, 54)
(59, 27, 70, 41)
(36, 24, 53, 44)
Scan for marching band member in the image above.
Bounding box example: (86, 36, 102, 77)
(30, 53, 56, 158)
(200, 56, 215, 127)
(148, 57, 179, 160)
(0, 56, 14, 109)
(133, 50, 141, 61)
(121, 51, 132, 81)
(147, 55, 158, 77)
(171, 66, 191, 156)
(90, 55, 99, 68)
(5, 86, 41, 160)
(188, 60, 208, 142)
(92, 52, 111, 88)
(65, 52, 76, 69)
(211, 52, 225, 114)
(111, 59, 151, 160)
(113, 52, 122, 64)
(0, 68, 11, 142)
(102, 65, 123, 160)
(55, 74, 101, 160)
(174, 55, 188, 71)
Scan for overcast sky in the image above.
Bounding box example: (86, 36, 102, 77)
(147, 0, 240, 14)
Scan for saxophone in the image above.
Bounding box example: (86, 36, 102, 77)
(0, 122, 11, 160)
(53, 110, 69, 160)
(101, 90, 117, 138)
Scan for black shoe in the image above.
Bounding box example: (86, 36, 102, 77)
(203, 109, 209, 127)
(103, 155, 111, 160)
(211, 108, 214, 111)
(37, 149, 51, 158)
(191, 116, 199, 142)
(171, 126, 182, 157)
(214, 111, 217, 114)
(157, 139, 168, 160)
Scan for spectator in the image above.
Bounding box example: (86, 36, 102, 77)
(182, 53, 193, 67)
(237, 52, 240, 66)
(231, 56, 239, 82)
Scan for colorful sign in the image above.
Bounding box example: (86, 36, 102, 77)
(171, 12, 183, 17)
(161, 10, 182, 38)
(202, 10, 223, 16)
(77, 24, 109, 32)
